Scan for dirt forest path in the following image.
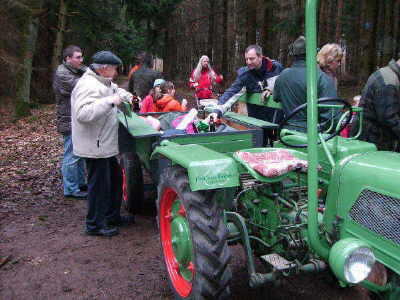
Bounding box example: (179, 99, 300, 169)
(0, 103, 371, 300)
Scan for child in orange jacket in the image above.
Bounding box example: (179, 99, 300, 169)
(156, 81, 187, 112)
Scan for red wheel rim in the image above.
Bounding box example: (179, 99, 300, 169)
(122, 167, 128, 204)
(160, 187, 193, 297)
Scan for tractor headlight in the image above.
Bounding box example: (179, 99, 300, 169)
(329, 238, 375, 284)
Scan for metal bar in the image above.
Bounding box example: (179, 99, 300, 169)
(225, 211, 256, 276)
(306, 0, 330, 259)
(318, 133, 335, 167)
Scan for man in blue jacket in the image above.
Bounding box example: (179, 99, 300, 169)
(216, 44, 283, 122)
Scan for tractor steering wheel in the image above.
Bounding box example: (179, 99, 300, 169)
(278, 97, 353, 148)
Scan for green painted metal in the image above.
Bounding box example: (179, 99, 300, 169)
(151, 141, 240, 191)
(170, 199, 193, 281)
(275, 133, 376, 184)
(238, 93, 282, 109)
(117, 104, 161, 138)
(332, 151, 400, 274)
(170, 132, 256, 154)
(225, 211, 256, 275)
(304, 0, 330, 260)
(224, 111, 278, 129)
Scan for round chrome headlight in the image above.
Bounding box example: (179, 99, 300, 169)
(329, 238, 376, 284)
(344, 247, 375, 283)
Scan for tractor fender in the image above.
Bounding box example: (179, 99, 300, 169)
(150, 140, 240, 191)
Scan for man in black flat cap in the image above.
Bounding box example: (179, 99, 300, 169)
(71, 50, 135, 237)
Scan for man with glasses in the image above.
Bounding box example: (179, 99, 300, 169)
(53, 45, 87, 198)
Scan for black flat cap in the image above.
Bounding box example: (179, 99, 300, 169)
(92, 51, 122, 65)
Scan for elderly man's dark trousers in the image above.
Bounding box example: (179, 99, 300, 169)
(85, 156, 122, 231)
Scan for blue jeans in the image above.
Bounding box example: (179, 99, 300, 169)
(62, 135, 86, 196)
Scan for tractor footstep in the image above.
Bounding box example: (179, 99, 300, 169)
(261, 254, 296, 271)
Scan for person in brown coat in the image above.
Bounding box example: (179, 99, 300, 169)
(53, 45, 87, 198)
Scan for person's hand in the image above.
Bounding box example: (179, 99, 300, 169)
(261, 88, 272, 103)
(117, 89, 133, 103)
(193, 82, 199, 88)
(108, 95, 122, 106)
(182, 98, 188, 107)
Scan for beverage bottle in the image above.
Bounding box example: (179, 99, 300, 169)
(209, 115, 216, 132)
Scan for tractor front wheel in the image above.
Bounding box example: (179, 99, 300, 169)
(157, 166, 231, 300)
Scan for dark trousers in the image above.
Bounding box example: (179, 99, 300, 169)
(85, 156, 122, 231)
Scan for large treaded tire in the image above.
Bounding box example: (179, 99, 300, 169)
(120, 152, 144, 214)
(157, 166, 231, 300)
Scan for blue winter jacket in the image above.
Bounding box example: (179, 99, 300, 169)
(218, 57, 283, 105)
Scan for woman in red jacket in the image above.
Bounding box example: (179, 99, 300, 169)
(189, 55, 223, 100)
(139, 78, 165, 113)
(156, 81, 187, 112)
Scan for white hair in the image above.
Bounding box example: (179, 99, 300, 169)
(193, 55, 217, 83)
(91, 63, 113, 70)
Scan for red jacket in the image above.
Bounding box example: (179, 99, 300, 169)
(156, 95, 186, 112)
(189, 67, 223, 99)
(140, 94, 156, 113)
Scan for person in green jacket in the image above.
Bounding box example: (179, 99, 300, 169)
(273, 36, 337, 131)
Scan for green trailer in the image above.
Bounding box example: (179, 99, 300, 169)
(117, 108, 276, 213)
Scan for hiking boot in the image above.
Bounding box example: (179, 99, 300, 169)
(107, 215, 135, 227)
(85, 226, 119, 237)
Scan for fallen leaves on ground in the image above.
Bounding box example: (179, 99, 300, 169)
(0, 104, 63, 215)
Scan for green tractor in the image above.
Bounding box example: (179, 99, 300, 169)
(148, 1, 400, 299)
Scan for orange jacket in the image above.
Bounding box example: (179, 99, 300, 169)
(156, 95, 186, 112)
(127, 64, 141, 81)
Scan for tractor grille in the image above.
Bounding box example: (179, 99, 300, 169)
(349, 189, 400, 246)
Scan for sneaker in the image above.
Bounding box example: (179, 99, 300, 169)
(107, 215, 135, 227)
(85, 226, 119, 237)
(65, 191, 88, 199)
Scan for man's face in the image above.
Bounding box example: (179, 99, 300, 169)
(101, 65, 118, 80)
(245, 49, 262, 70)
(66, 51, 83, 69)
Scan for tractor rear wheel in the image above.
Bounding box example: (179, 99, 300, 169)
(157, 166, 231, 300)
(120, 152, 144, 214)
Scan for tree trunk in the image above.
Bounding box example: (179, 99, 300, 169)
(359, 0, 379, 82)
(14, 0, 44, 118)
(382, 0, 395, 64)
(51, 0, 68, 72)
(207, 0, 215, 60)
(221, 0, 228, 74)
(246, 0, 257, 45)
(335, 0, 344, 42)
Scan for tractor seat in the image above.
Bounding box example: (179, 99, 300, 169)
(234, 148, 310, 183)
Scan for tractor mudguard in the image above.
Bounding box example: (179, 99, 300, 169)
(151, 140, 240, 191)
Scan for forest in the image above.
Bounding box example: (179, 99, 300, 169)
(1, 0, 399, 117)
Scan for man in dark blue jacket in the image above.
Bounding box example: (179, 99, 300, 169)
(216, 45, 283, 122)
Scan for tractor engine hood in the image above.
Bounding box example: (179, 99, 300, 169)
(335, 151, 400, 274)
